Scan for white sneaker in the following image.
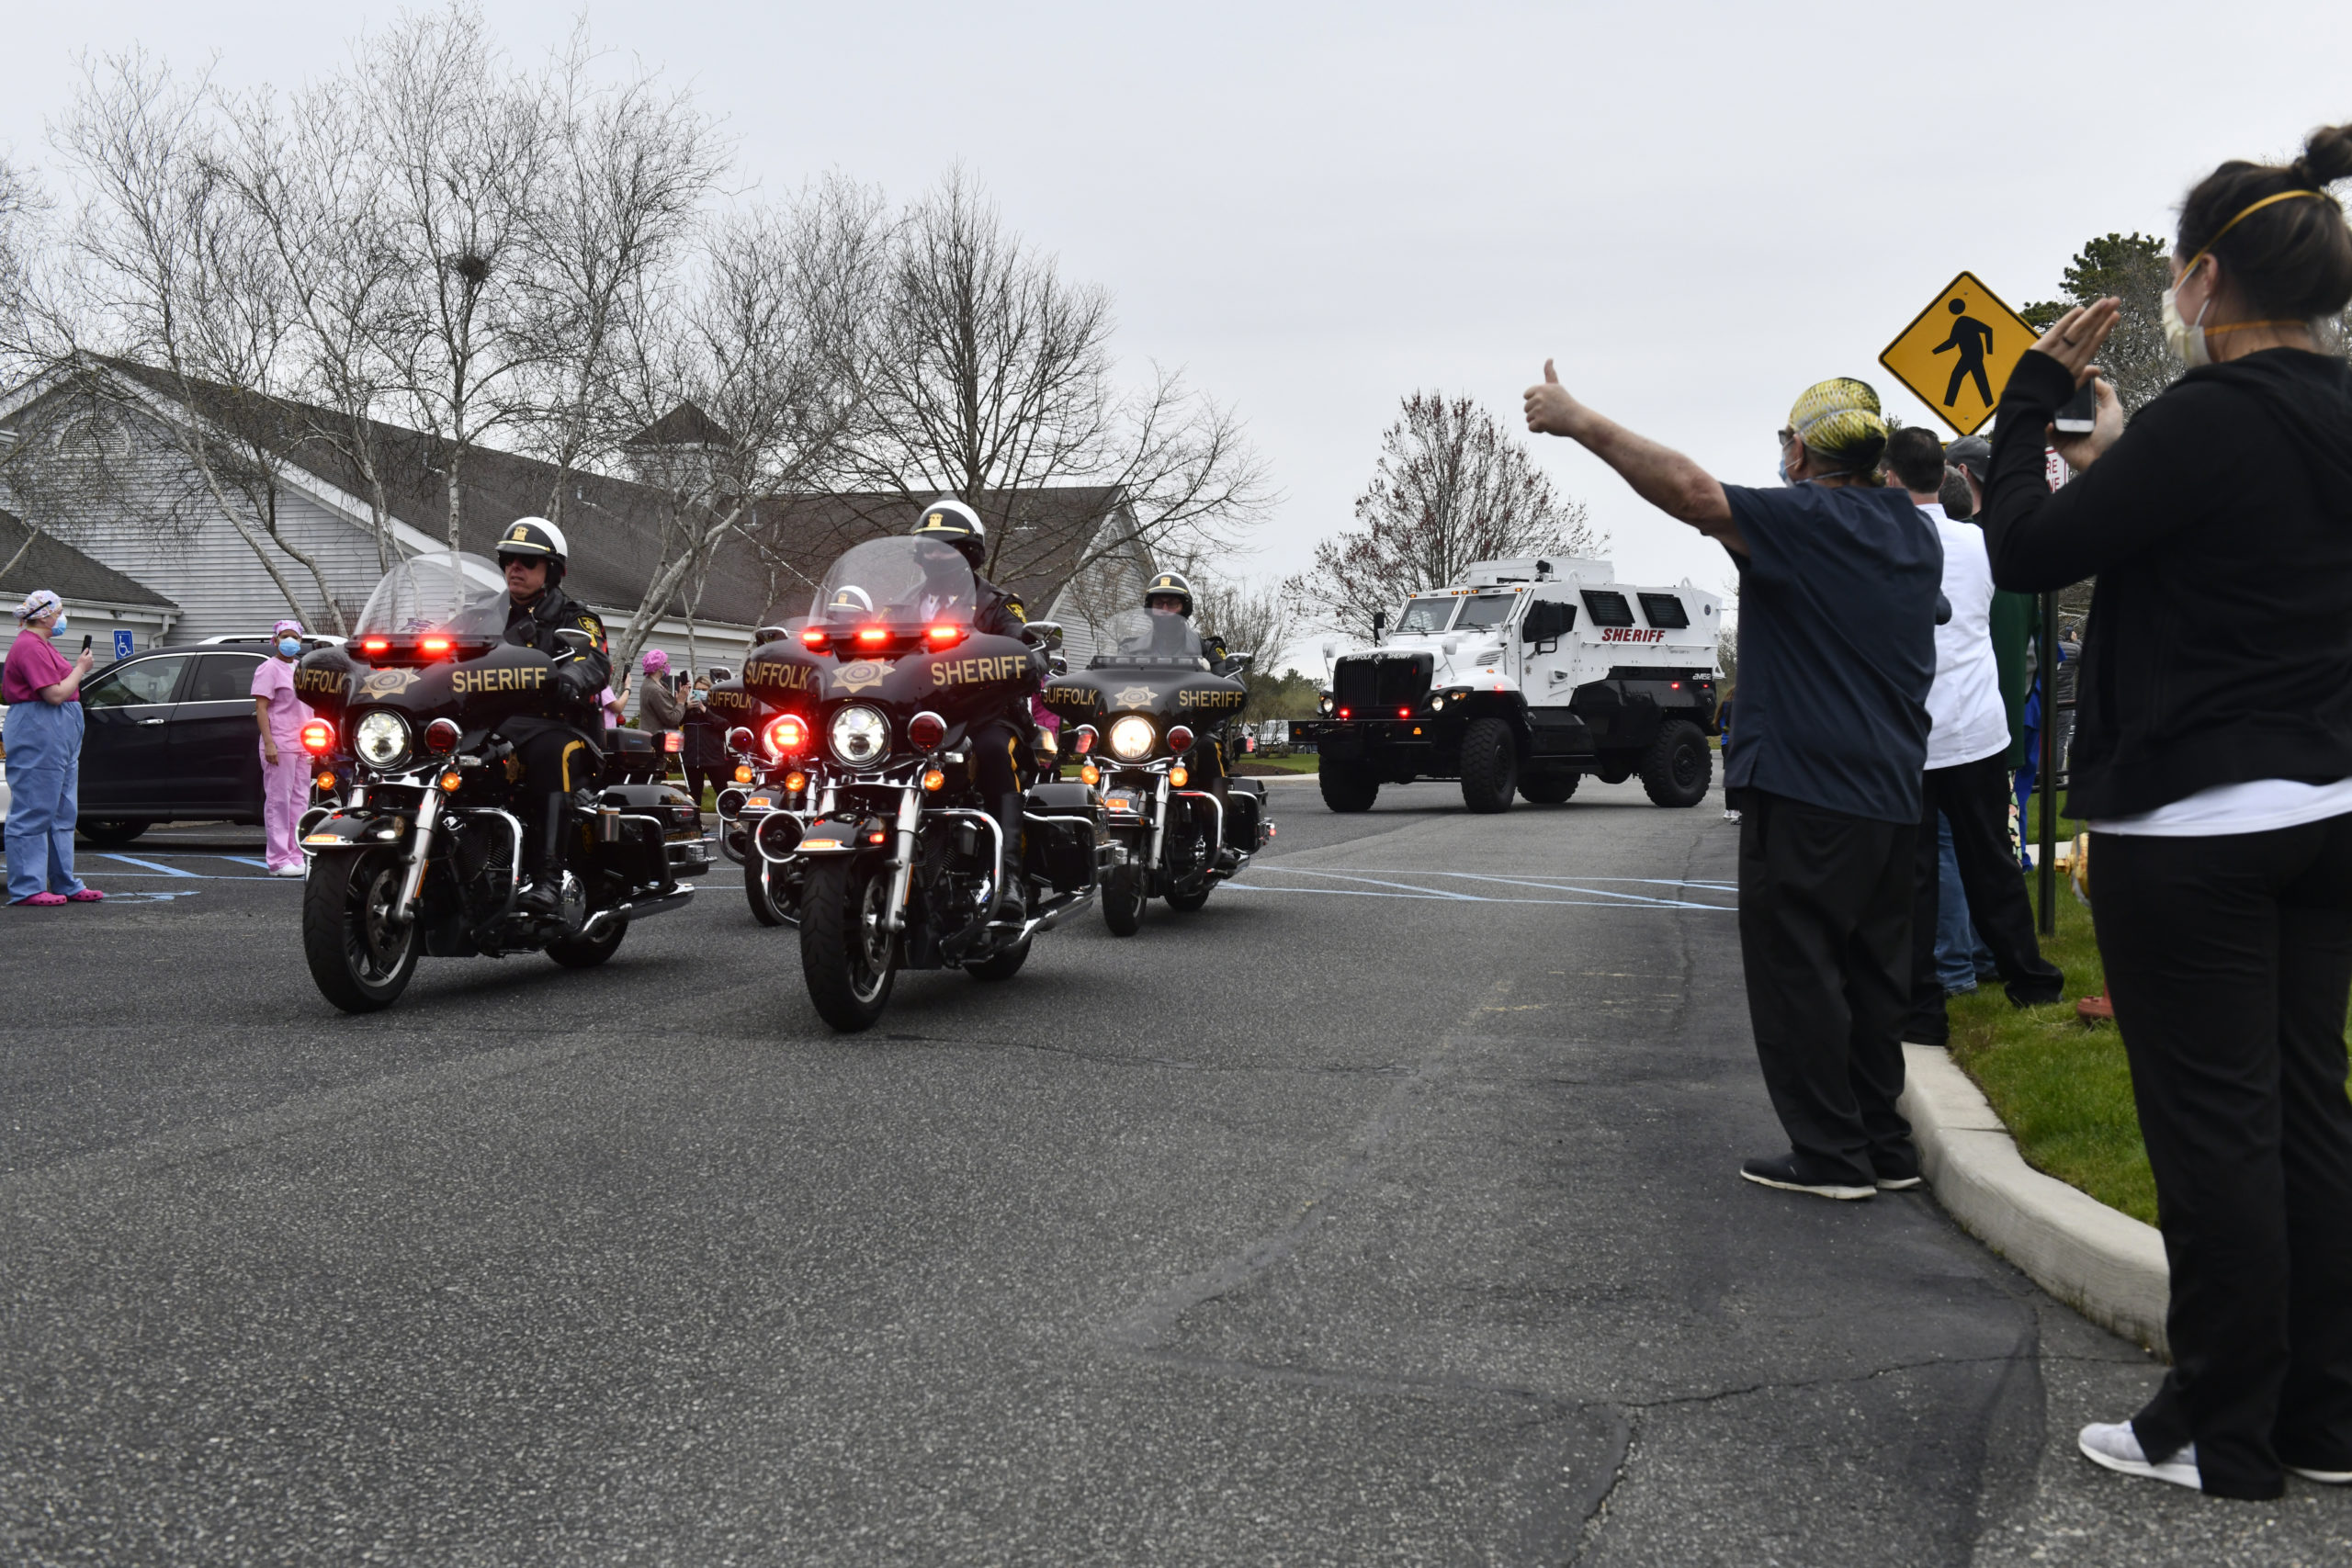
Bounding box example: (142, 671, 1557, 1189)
(2290, 1463, 2352, 1484)
(2078, 1422, 2201, 1489)
(270, 864, 307, 878)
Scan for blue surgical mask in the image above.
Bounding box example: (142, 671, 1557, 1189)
(48, 611, 69, 637)
(277, 637, 303, 658)
(1777, 455, 1792, 485)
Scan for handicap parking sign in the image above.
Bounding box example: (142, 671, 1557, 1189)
(113, 629, 134, 660)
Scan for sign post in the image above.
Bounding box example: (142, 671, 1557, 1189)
(1878, 271, 2039, 436)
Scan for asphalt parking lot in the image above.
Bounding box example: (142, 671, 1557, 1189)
(6, 778, 2348, 1565)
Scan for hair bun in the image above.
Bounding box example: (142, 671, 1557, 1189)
(2299, 123, 2352, 188)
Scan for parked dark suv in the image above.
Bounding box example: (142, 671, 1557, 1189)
(75, 647, 282, 845)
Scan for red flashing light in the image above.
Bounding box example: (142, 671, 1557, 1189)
(1671, 681, 1682, 689)
(1072, 725, 1097, 756)
(300, 720, 334, 754)
(908, 710, 946, 751)
(767, 714, 809, 755)
(360, 637, 390, 655)
(419, 636, 452, 657)
(926, 624, 964, 648)
(1167, 724, 1194, 754)
(1397, 706, 1409, 719)
(865, 829, 888, 845)
(662, 730, 684, 753)
(855, 626, 888, 648)
(800, 626, 827, 649)
(1337, 706, 1351, 720)
(424, 717, 460, 755)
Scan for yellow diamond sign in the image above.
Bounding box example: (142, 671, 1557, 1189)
(1878, 271, 2037, 436)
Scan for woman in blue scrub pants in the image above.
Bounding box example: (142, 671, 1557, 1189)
(4, 590, 104, 906)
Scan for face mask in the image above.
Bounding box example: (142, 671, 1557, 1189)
(47, 612, 68, 637)
(277, 637, 303, 657)
(2161, 260, 2214, 367)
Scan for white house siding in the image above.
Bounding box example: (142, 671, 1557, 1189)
(3, 439, 392, 647)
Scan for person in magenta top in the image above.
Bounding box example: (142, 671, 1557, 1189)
(250, 618, 316, 876)
(4, 589, 104, 905)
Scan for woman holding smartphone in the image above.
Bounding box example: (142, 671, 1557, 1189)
(1984, 122, 2352, 1499)
(4, 590, 104, 906)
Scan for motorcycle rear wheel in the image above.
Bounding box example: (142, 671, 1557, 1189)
(965, 934, 1033, 981)
(547, 919, 626, 968)
(799, 855, 897, 1032)
(745, 854, 792, 927)
(302, 847, 421, 1013)
(1101, 863, 1145, 936)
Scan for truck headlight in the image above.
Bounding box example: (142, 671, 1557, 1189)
(1430, 694, 1445, 711)
(354, 710, 411, 769)
(828, 705, 889, 767)
(1317, 694, 1334, 715)
(1108, 715, 1156, 761)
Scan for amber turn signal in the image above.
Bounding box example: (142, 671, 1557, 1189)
(733, 763, 754, 784)
(783, 771, 808, 793)
(1080, 762, 1099, 786)
(922, 768, 945, 792)
(1170, 765, 1189, 788)
(437, 772, 462, 793)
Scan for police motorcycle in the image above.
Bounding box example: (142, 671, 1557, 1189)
(290, 550, 709, 1012)
(1042, 606, 1271, 936)
(736, 536, 1102, 1032)
(702, 651, 806, 928)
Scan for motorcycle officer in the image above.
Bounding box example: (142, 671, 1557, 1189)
(1142, 570, 1243, 867)
(492, 517, 612, 915)
(911, 498, 1043, 919)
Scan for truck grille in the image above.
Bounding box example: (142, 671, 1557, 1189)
(1333, 653, 1433, 712)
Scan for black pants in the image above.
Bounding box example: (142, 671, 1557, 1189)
(684, 766, 720, 807)
(1908, 752, 2065, 1041)
(971, 717, 1026, 876)
(2092, 817, 2352, 1498)
(1737, 791, 1918, 1187)
(504, 718, 601, 877)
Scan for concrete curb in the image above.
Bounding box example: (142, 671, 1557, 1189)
(1898, 1043, 2172, 1359)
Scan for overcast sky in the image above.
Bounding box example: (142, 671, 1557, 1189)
(7, 1, 2350, 652)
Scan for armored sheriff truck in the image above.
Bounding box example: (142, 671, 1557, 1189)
(1290, 556, 1724, 814)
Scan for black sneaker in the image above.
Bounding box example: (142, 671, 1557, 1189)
(1740, 1154, 1875, 1201)
(1872, 1162, 1926, 1192)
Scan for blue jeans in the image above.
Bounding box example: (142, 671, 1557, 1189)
(1934, 811, 1996, 993)
(5, 698, 87, 900)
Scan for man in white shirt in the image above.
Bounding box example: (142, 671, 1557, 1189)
(1884, 427, 2064, 1043)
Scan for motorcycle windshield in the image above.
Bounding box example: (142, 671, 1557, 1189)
(355, 551, 511, 637)
(1091, 608, 1207, 669)
(813, 537, 977, 628)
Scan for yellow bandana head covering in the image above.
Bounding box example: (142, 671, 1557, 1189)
(1787, 378, 1888, 463)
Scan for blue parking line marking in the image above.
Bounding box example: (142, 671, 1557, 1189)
(94, 853, 198, 877)
(217, 855, 271, 868)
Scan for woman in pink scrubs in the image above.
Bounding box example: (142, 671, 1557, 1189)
(250, 619, 314, 876)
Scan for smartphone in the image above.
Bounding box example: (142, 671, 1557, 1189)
(2053, 382, 2098, 434)
(81, 634, 93, 652)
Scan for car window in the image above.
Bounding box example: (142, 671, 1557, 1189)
(81, 655, 189, 709)
(1456, 594, 1518, 629)
(187, 651, 266, 703)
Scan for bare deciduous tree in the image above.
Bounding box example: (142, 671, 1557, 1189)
(54, 53, 349, 629)
(357, 3, 549, 550)
(1283, 393, 1602, 637)
(842, 170, 1270, 593)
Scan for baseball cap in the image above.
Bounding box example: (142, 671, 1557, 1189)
(1946, 435, 1992, 482)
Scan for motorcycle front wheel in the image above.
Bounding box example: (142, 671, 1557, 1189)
(799, 855, 898, 1032)
(302, 847, 421, 1013)
(1101, 862, 1145, 937)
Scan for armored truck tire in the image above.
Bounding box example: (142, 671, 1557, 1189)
(1519, 770, 1579, 805)
(1458, 716, 1519, 814)
(78, 818, 152, 846)
(1641, 719, 1713, 807)
(1318, 759, 1380, 813)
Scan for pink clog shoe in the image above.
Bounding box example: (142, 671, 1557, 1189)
(67, 889, 105, 902)
(12, 892, 68, 907)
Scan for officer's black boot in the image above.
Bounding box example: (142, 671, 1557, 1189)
(992, 795, 1026, 922)
(516, 792, 568, 917)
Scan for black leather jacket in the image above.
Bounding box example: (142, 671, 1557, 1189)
(502, 585, 611, 722)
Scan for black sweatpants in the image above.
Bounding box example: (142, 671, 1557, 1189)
(1908, 750, 2064, 1041)
(1737, 790, 1919, 1187)
(2092, 817, 2352, 1499)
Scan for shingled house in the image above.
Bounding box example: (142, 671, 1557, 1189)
(0, 363, 1157, 673)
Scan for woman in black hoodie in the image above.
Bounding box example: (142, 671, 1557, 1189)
(1984, 122, 2352, 1501)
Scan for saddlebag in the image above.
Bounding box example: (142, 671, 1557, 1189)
(1022, 781, 1102, 893)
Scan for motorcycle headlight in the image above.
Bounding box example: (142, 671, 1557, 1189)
(828, 705, 890, 767)
(354, 710, 411, 770)
(1108, 714, 1156, 761)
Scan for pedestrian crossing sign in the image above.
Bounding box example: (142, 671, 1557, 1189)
(1878, 271, 2037, 436)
